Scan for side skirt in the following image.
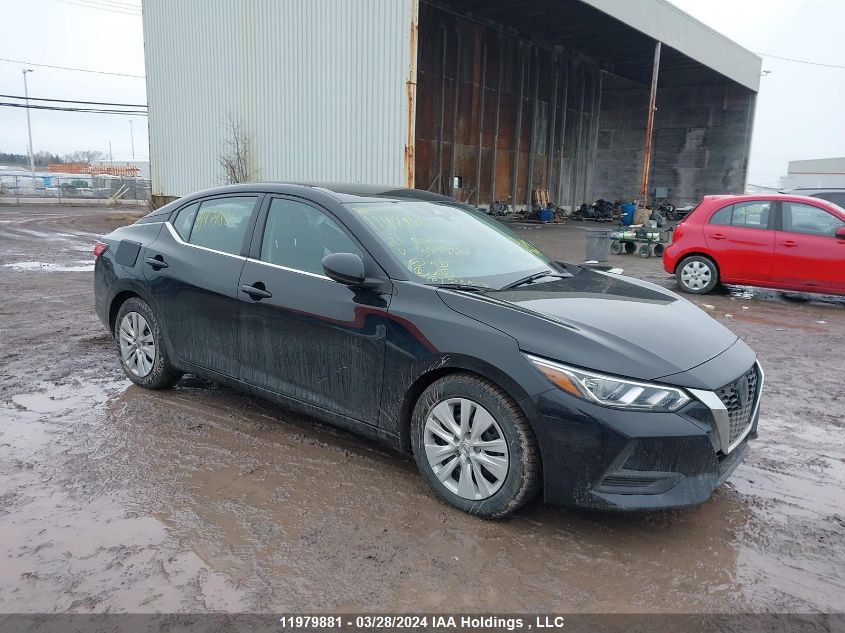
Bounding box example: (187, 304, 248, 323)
(177, 361, 404, 452)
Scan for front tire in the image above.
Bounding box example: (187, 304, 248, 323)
(676, 255, 719, 294)
(114, 297, 181, 389)
(411, 373, 540, 519)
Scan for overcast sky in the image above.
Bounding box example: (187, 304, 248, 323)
(1, 0, 843, 186)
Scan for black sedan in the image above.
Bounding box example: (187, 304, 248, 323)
(94, 183, 763, 518)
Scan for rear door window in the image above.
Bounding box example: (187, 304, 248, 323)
(709, 201, 771, 229)
(731, 201, 771, 228)
(189, 196, 257, 255)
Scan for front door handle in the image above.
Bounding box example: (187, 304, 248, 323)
(240, 284, 272, 300)
(779, 240, 798, 248)
(708, 233, 727, 240)
(145, 256, 168, 269)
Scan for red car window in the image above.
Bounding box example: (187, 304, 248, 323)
(708, 201, 771, 229)
(709, 205, 732, 225)
(782, 202, 844, 237)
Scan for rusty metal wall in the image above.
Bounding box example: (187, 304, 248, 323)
(414, 2, 602, 210)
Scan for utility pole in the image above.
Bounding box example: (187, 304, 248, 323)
(639, 41, 661, 207)
(129, 120, 135, 159)
(22, 69, 35, 174)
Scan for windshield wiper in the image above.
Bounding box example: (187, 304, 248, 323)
(427, 283, 489, 292)
(499, 270, 571, 290)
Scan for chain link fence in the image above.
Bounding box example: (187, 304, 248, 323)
(0, 174, 151, 206)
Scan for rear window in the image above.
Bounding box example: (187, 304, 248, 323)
(811, 192, 845, 208)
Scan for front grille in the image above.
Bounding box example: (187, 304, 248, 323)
(715, 364, 759, 445)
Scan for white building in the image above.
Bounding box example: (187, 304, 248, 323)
(783, 157, 845, 189)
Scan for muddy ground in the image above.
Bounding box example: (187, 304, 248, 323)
(0, 205, 843, 614)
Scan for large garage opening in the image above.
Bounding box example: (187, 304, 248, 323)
(413, 0, 758, 209)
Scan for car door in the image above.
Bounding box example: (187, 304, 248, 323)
(144, 194, 261, 377)
(237, 195, 389, 424)
(772, 200, 845, 292)
(704, 200, 775, 283)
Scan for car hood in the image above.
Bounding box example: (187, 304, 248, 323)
(438, 269, 742, 382)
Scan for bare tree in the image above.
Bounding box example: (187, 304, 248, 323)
(218, 113, 255, 184)
(64, 150, 106, 164)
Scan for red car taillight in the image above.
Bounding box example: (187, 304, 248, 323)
(672, 224, 683, 242)
(93, 241, 109, 259)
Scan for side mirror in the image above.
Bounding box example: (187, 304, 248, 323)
(836, 227, 845, 240)
(322, 252, 378, 287)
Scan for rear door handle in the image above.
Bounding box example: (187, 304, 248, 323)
(145, 256, 168, 269)
(779, 240, 798, 248)
(240, 284, 272, 300)
(708, 233, 727, 240)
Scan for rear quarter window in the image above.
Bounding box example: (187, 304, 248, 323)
(172, 202, 199, 240)
(709, 205, 732, 225)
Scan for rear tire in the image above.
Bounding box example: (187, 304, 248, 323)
(676, 255, 719, 294)
(411, 373, 540, 519)
(114, 297, 181, 389)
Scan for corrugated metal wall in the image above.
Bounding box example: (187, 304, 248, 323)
(143, 0, 417, 198)
(414, 2, 602, 210)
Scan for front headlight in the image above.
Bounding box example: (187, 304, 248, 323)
(525, 354, 691, 412)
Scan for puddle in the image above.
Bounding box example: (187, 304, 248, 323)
(3, 261, 94, 272)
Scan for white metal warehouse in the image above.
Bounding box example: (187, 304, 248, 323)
(142, 0, 762, 208)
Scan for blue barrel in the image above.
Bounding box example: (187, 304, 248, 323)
(621, 203, 636, 226)
(538, 208, 553, 223)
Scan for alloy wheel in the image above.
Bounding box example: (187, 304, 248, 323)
(118, 311, 155, 377)
(423, 398, 510, 500)
(680, 260, 712, 291)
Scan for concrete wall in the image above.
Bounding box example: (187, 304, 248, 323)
(594, 81, 755, 206)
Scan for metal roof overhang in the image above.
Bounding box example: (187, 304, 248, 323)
(430, 0, 762, 92)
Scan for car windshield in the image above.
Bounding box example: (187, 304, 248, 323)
(347, 200, 553, 288)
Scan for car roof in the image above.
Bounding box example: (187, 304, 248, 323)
(779, 188, 845, 194)
(176, 181, 471, 206)
(701, 192, 843, 207)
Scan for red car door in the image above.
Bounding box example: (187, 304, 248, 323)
(704, 200, 775, 283)
(772, 201, 845, 293)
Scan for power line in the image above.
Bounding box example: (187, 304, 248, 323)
(0, 57, 144, 79)
(74, 0, 141, 9)
(757, 52, 845, 70)
(0, 102, 147, 116)
(53, 0, 141, 16)
(0, 94, 147, 108)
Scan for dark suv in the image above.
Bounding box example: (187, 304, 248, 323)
(780, 188, 845, 208)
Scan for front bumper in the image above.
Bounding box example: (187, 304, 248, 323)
(527, 365, 761, 511)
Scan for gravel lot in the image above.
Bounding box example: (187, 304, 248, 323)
(1, 205, 843, 614)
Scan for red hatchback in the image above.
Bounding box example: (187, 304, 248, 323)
(663, 194, 845, 295)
